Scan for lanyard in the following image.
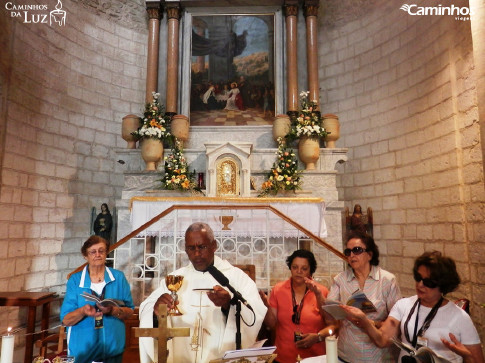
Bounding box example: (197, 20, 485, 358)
(291, 281, 308, 325)
(404, 296, 443, 347)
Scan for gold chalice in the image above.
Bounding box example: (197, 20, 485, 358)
(165, 275, 184, 316)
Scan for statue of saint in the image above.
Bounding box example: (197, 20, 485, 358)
(345, 204, 373, 236)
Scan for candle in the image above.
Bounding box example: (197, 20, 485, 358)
(0, 327, 14, 363)
(325, 329, 338, 363)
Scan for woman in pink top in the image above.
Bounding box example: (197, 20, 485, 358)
(260, 250, 331, 363)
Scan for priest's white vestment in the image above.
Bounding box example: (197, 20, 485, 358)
(139, 256, 267, 363)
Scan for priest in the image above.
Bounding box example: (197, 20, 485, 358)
(139, 222, 267, 363)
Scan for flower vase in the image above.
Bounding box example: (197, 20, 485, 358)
(322, 114, 340, 148)
(272, 114, 291, 142)
(121, 114, 140, 149)
(298, 136, 320, 170)
(141, 138, 163, 171)
(171, 114, 190, 145)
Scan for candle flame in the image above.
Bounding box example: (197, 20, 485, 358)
(55, 0, 63, 11)
(329, 329, 333, 335)
(7, 327, 11, 333)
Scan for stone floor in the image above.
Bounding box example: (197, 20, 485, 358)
(189, 107, 274, 126)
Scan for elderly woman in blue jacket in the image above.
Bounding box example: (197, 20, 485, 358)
(61, 235, 134, 363)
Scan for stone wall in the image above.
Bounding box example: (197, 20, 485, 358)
(319, 0, 485, 339)
(0, 0, 147, 334)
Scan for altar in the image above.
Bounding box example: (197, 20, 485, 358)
(130, 196, 327, 238)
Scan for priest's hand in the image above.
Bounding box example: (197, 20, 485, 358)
(154, 293, 176, 314)
(207, 285, 231, 310)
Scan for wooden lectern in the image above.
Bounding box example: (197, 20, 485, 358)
(134, 305, 190, 363)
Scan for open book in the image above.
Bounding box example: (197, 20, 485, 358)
(322, 290, 377, 320)
(81, 292, 124, 307)
(391, 338, 452, 363)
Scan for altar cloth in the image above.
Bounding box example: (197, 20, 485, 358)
(130, 196, 327, 238)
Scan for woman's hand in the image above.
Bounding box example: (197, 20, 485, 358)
(95, 303, 113, 316)
(339, 305, 367, 327)
(83, 304, 102, 317)
(258, 290, 270, 307)
(441, 333, 473, 360)
(295, 333, 319, 349)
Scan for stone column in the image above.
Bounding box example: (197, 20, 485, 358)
(284, 2, 299, 114)
(145, 3, 162, 103)
(304, 1, 320, 109)
(470, 0, 485, 172)
(165, 4, 181, 116)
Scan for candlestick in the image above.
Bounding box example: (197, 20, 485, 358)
(1, 328, 14, 363)
(325, 330, 338, 363)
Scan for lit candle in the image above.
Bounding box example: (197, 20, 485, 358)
(325, 329, 338, 363)
(0, 327, 14, 363)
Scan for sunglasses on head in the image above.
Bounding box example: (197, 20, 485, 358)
(413, 271, 438, 289)
(344, 246, 367, 256)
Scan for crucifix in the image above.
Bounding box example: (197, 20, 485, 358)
(134, 304, 190, 363)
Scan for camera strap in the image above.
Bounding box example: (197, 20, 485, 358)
(404, 296, 443, 347)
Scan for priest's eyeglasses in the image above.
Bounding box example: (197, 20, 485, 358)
(185, 245, 209, 253)
(343, 246, 367, 256)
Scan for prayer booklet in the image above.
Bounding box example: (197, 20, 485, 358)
(322, 291, 377, 320)
(391, 338, 452, 363)
(81, 292, 124, 307)
(222, 346, 276, 359)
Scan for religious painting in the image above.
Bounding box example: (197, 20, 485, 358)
(190, 14, 275, 126)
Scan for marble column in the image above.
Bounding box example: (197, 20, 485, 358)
(165, 4, 181, 115)
(284, 3, 299, 114)
(145, 3, 162, 103)
(304, 2, 320, 109)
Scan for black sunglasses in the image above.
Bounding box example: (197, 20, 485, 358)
(291, 305, 300, 324)
(344, 246, 367, 256)
(413, 271, 438, 289)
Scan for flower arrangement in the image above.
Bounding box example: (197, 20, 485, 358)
(287, 91, 327, 142)
(161, 140, 197, 191)
(259, 138, 302, 196)
(132, 92, 171, 141)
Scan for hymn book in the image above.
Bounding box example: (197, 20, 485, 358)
(81, 292, 125, 307)
(322, 291, 377, 320)
(391, 338, 452, 363)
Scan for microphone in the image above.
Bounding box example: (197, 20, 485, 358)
(207, 265, 253, 311)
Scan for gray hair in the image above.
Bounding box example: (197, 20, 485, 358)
(185, 222, 215, 243)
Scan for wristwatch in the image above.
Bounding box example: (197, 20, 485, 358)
(317, 332, 323, 342)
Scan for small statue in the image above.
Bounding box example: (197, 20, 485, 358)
(345, 204, 373, 237)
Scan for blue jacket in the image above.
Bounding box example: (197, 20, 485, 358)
(60, 266, 134, 363)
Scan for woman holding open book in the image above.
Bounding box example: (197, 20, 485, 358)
(322, 231, 401, 362)
(259, 249, 332, 363)
(60, 235, 134, 363)
(341, 251, 485, 363)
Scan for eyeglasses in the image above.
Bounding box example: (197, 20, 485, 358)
(344, 246, 367, 256)
(413, 271, 438, 289)
(87, 249, 106, 256)
(291, 304, 301, 325)
(185, 244, 209, 253)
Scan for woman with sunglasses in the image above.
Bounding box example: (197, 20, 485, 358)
(259, 250, 331, 363)
(341, 251, 484, 363)
(324, 231, 401, 362)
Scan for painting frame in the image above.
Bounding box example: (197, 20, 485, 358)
(180, 7, 285, 126)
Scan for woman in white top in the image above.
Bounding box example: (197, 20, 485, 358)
(342, 251, 484, 363)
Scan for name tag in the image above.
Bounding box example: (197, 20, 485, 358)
(417, 336, 428, 347)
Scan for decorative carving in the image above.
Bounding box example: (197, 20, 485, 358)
(283, 4, 298, 17)
(166, 4, 181, 20)
(304, 4, 319, 17)
(146, 3, 162, 20)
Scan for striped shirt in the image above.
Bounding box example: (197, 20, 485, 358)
(328, 265, 401, 363)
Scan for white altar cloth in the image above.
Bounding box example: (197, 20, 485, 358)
(130, 196, 327, 238)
